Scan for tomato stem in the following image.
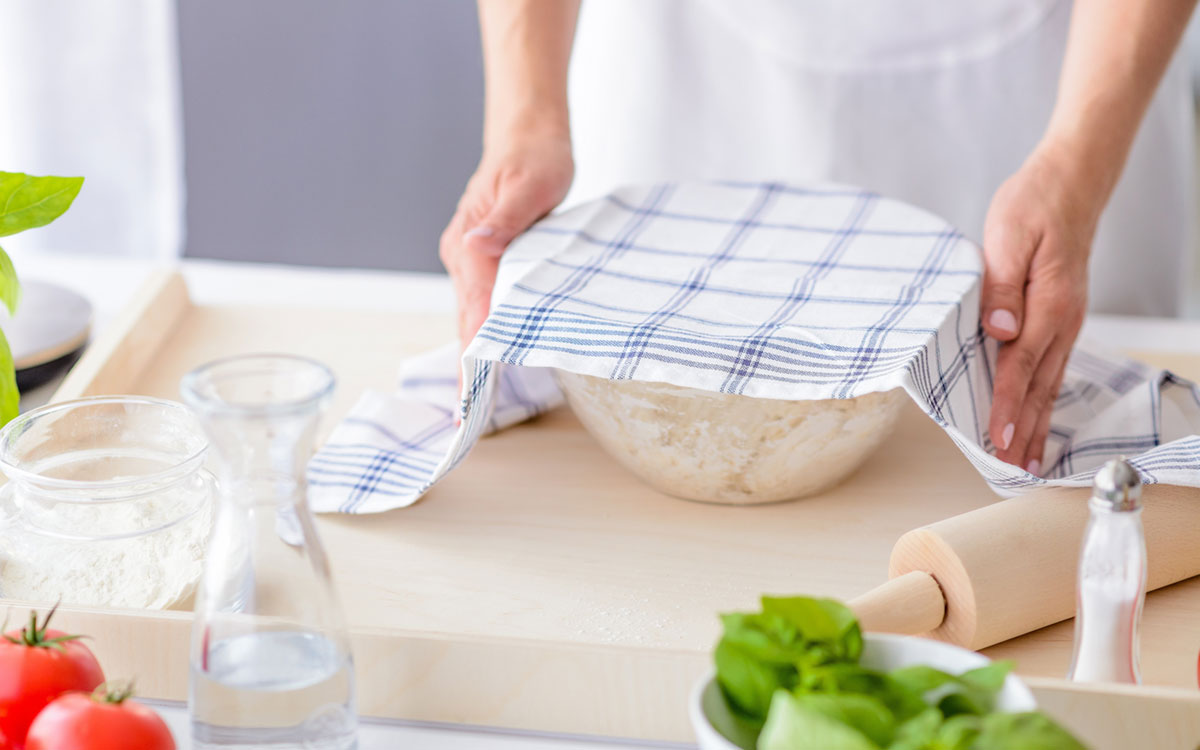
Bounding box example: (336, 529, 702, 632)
(1, 600, 88, 650)
(93, 679, 136, 705)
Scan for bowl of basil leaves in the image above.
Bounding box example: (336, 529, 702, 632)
(691, 596, 1088, 750)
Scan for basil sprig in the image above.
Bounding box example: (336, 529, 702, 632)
(0, 171, 84, 422)
(713, 596, 1087, 750)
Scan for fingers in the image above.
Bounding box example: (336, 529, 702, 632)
(989, 308, 1055, 460)
(1022, 364, 1064, 477)
(988, 232, 1085, 470)
(462, 181, 553, 259)
(440, 210, 499, 351)
(437, 140, 571, 406)
(1002, 336, 1069, 472)
(459, 248, 501, 349)
(981, 152, 1096, 472)
(981, 217, 1037, 342)
(443, 166, 563, 351)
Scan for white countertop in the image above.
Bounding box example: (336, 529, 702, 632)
(146, 701, 684, 750)
(12, 249, 1200, 749)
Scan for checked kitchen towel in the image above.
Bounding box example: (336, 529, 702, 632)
(308, 181, 1200, 514)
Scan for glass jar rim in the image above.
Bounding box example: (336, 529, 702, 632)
(0, 395, 208, 495)
(181, 353, 335, 417)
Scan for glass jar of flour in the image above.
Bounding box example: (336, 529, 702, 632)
(0, 396, 214, 610)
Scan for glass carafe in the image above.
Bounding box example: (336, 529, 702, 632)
(182, 354, 357, 750)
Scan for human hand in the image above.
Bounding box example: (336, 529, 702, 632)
(439, 133, 573, 352)
(981, 142, 1103, 475)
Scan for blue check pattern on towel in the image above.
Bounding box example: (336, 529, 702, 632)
(309, 182, 1200, 514)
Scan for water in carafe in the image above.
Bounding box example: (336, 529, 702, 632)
(183, 355, 357, 749)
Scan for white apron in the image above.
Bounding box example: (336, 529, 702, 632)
(567, 0, 1195, 316)
(0, 0, 184, 260)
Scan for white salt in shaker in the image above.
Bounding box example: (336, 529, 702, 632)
(1067, 459, 1146, 684)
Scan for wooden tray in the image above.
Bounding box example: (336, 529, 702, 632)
(13, 270, 1200, 748)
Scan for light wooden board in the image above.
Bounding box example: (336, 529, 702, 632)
(21, 270, 1200, 745)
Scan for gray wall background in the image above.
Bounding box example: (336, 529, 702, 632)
(177, 0, 483, 272)
(177, 2, 1200, 310)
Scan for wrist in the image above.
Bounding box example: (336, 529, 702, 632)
(1038, 104, 1136, 204)
(1029, 132, 1121, 227)
(484, 102, 570, 153)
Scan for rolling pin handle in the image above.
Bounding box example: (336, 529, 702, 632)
(848, 570, 946, 636)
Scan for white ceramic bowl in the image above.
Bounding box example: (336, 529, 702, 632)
(554, 371, 906, 505)
(690, 633, 1037, 750)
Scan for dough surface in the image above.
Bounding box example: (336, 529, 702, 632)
(555, 371, 906, 505)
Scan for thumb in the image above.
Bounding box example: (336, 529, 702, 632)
(462, 185, 546, 258)
(981, 220, 1034, 342)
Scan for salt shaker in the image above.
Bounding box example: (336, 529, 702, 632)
(1066, 459, 1146, 684)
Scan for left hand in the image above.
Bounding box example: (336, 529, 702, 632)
(981, 141, 1102, 475)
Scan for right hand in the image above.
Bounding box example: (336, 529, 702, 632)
(439, 133, 574, 352)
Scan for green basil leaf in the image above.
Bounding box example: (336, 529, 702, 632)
(972, 712, 1088, 750)
(789, 693, 896, 748)
(0, 171, 84, 238)
(705, 683, 763, 750)
(758, 690, 881, 750)
(0, 328, 17, 425)
(811, 664, 928, 725)
(935, 714, 983, 749)
(802, 662, 879, 696)
(938, 690, 988, 718)
(958, 661, 1013, 694)
(0, 243, 20, 315)
(890, 660, 1010, 723)
(716, 639, 789, 722)
(761, 596, 862, 657)
(877, 681, 931, 725)
(720, 612, 806, 665)
(889, 665, 959, 696)
(890, 706, 943, 747)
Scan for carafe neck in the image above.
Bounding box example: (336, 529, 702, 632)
(204, 411, 320, 507)
(180, 354, 335, 510)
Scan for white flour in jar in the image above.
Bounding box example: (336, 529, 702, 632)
(0, 494, 211, 610)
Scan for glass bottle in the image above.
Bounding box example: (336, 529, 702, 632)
(182, 354, 357, 749)
(1067, 458, 1146, 684)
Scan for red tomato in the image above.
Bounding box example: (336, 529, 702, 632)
(0, 607, 104, 749)
(26, 688, 174, 750)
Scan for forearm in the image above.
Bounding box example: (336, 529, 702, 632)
(1042, 0, 1196, 214)
(477, 0, 580, 150)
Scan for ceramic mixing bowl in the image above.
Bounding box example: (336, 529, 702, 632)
(554, 371, 907, 505)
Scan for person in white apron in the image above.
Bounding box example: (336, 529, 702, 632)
(440, 0, 1198, 475)
(0, 0, 184, 261)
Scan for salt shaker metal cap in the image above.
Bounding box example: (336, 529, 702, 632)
(1090, 459, 1142, 511)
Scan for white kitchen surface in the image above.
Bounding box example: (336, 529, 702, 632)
(13, 249, 1200, 748)
(146, 700, 687, 750)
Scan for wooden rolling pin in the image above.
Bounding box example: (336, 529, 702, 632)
(847, 483, 1200, 650)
